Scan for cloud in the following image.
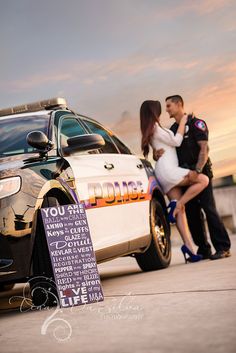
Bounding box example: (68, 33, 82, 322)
(110, 111, 141, 154)
(6, 72, 72, 91)
(2, 54, 200, 93)
(148, 0, 233, 22)
(216, 60, 236, 73)
(185, 0, 232, 15)
(181, 56, 236, 135)
(188, 75, 236, 126)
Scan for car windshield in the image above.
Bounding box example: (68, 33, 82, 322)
(0, 114, 50, 157)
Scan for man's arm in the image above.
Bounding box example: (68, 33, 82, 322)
(187, 118, 209, 182)
(188, 140, 209, 182)
(196, 140, 209, 171)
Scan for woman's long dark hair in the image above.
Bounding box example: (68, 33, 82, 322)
(140, 100, 162, 157)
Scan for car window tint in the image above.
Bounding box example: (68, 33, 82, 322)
(110, 134, 132, 155)
(84, 120, 118, 154)
(0, 115, 49, 157)
(60, 117, 90, 155)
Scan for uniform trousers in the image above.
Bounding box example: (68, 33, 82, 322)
(184, 180, 231, 254)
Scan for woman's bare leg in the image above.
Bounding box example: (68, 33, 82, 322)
(167, 187, 196, 254)
(173, 173, 209, 218)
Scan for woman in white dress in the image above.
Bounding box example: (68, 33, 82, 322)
(140, 100, 209, 263)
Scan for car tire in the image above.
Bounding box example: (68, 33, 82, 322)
(135, 198, 171, 271)
(30, 196, 60, 308)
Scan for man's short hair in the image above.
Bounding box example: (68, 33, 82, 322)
(165, 95, 184, 106)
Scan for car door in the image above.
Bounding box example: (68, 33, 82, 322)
(58, 114, 130, 253)
(82, 119, 151, 245)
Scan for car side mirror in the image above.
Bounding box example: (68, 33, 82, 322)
(62, 133, 105, 156)
(27, 131, 54, 152)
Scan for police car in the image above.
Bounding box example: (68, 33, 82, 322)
(0, 98, 170, 303)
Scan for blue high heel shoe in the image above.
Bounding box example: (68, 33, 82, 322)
(167, 200, 177, 224)
(181, 245, 203, 263)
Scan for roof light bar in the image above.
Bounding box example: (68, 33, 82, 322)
(0, 97, 67, 117)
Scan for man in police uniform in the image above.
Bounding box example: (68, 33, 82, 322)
(154, 95, 231, 260)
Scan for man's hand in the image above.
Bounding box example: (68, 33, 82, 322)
(153, 148, 165, 161)
(188, 170, 199, 183)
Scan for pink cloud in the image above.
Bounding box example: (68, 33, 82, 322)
(7, 72, 72, 90)
(149, 0, 233, 22)
(187, 0, 232, 15)
(3, 54, 200, 92)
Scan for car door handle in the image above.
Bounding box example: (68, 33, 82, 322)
(137, 163, 143, 169)
(104, 163, 114, 170)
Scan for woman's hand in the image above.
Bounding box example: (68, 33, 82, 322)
(176, 114, 188, 136)
(180, 114, 188, 125)
(153, 148, 165, 161)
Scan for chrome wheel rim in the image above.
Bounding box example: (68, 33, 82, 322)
(153, 211, 168, 255)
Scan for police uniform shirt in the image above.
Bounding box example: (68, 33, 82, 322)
(170, 115, 209, 169)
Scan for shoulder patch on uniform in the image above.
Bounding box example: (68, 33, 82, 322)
(194, 120, 206, 131)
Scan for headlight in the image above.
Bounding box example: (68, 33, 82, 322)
(0, 176, 21, 199)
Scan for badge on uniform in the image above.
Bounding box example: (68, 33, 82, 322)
(195, 120, 206, 131)
(184, 125, 189, 138)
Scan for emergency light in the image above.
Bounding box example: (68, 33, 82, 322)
(0, 97, 67, 117)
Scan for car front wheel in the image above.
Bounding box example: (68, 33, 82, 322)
(135, 198, 171, 271)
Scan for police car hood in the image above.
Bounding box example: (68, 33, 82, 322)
(0, 153, 39, 174)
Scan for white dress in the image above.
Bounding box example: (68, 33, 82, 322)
(150, 123, 189, 194)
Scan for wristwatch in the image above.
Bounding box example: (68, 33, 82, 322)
(195, 167, 202, 174)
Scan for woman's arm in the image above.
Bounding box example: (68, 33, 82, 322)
(152, 115, 188, 157)
(153, 123, 185, 147)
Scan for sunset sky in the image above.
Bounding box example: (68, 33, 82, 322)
(1, 0, 236, 178)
